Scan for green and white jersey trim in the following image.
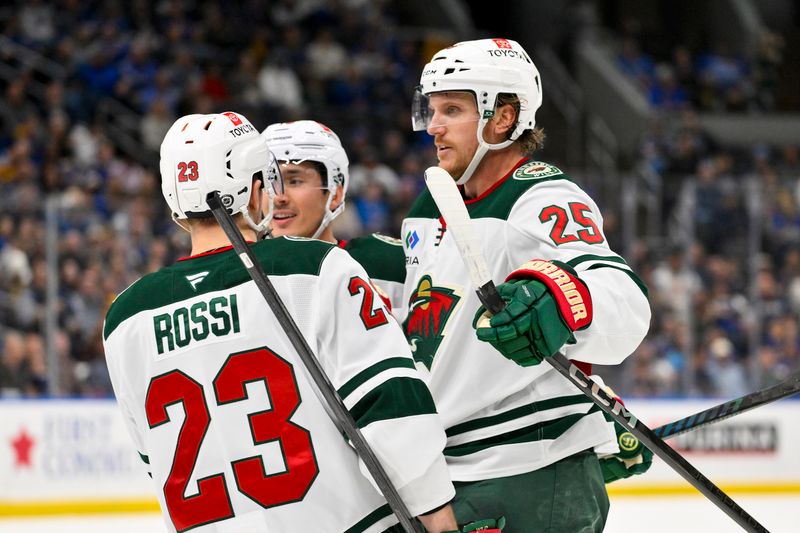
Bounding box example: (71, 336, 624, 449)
(567, 253, 649, 300)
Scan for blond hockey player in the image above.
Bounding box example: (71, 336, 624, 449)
(403, 38, 652, 531)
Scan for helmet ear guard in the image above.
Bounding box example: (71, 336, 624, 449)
(413, 38, 542, 184)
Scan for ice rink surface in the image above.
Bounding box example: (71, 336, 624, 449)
(1, 495, 796, 532)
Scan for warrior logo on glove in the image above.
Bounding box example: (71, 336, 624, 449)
(618, 430, 640, 452)
(406, 275, 461, 370)
(513, 259, 590, 328)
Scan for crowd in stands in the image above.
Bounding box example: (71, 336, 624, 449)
(0, 2, 797, 401)
(0, 0, 442, 397)
(619, 111, 800, 397)
(601, 12, 799, 397)
(614, 18, 786, 113)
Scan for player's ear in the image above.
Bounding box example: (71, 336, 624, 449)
(249, 175, 263, 213)
(492, 103, 516, 136)
(329, 183, 344, 212)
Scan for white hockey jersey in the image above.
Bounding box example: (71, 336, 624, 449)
(401, 159, 651, 482)
(103, 237, 454, 533)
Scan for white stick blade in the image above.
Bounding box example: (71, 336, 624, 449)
(424, 166, 492, 286)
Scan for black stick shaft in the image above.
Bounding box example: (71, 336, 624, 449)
(655, 370, 800, 439)
(480, 295, 769, 533)
(207, 193, 422, 533)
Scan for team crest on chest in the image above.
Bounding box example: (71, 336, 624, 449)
(405, 275, 461, 370)
(513, 161, 562, 180)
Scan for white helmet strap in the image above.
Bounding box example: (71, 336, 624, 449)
(310, 182, 343, 240)
(456, 115, 515, 186)
(251, 184, 275, 239)
(171, 214, 193, 234)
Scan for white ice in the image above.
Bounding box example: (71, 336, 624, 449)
(0, 495, 795, 532)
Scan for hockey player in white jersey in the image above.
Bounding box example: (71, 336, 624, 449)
(404, 38, 652, 531)
(102, 112, 470, 533)
(262, 120, 406, 316)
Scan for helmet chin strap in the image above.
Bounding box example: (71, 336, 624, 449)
(455, 118, 515, 185)
(311, 184, 343, 240)
(243, 186, 274, 239)
(172, 214, 192, 233)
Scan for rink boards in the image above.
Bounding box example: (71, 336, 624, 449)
(1, 398, 798, 516)
(607, 398, 800, 496)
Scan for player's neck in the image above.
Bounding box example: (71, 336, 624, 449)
(190, 224, 257, 255)
(463, 147, 524, 199)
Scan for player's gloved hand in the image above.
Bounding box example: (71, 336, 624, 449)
(473, 260, 592, 367)
(600, 421, 654, 483)
(444, 516, 506, 532)
(473, 279, 571, 366)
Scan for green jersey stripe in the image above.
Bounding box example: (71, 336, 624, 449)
(406, 159, 575, 221)
(586, 263, 649, 300)
(138, 452, 150, 465)
(349, 377, 437, 429)
(337, 357, 417, 401)
(444, 405, 602, 457)
(445, 394, 592, 438)
(566, 254, 627, 268)
(344, 504, 393, 533)
(104, 238, 336, 340)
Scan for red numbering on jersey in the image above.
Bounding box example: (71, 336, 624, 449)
(177, 161, 199, 182)
(348, 276, 389, 330)
(145, 371, 232, 531)
(145, 348, 318, 532)
(215, 349, 318, 508)
(538, 202, 604, 245)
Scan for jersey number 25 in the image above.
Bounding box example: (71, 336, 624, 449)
(539, 202, 604, 245)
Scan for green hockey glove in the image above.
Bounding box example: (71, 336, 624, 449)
(445, 516, 506, 532)
(473, 260, 593, 367)
(600, 421, 654, 484)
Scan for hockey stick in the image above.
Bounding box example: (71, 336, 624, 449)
(207, 192, 423, 533)
(423, 167, 769, 533)
(655, 369, 800, 439)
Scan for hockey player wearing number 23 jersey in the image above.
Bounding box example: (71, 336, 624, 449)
(103, 113, 458, 533)
(405, 39, 651, 531)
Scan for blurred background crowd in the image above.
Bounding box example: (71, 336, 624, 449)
(0, 0, 798, 400)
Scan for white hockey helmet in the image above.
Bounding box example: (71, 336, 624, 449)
(262, 120, 349, 239)
(412, 38, 542, 184)
(160, 112, 282, 236)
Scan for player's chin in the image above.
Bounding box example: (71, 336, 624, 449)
(268, 224, 291, 238)
(436, 159, 457, 175)
(438, 161, 464, 180)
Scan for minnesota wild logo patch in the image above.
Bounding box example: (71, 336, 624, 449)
(404, 275, 461, 370)
(513, 161, 562, 180)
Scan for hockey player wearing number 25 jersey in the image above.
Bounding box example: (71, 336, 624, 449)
(102, 112, 461, 533)
(404, 39, 651, 531)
